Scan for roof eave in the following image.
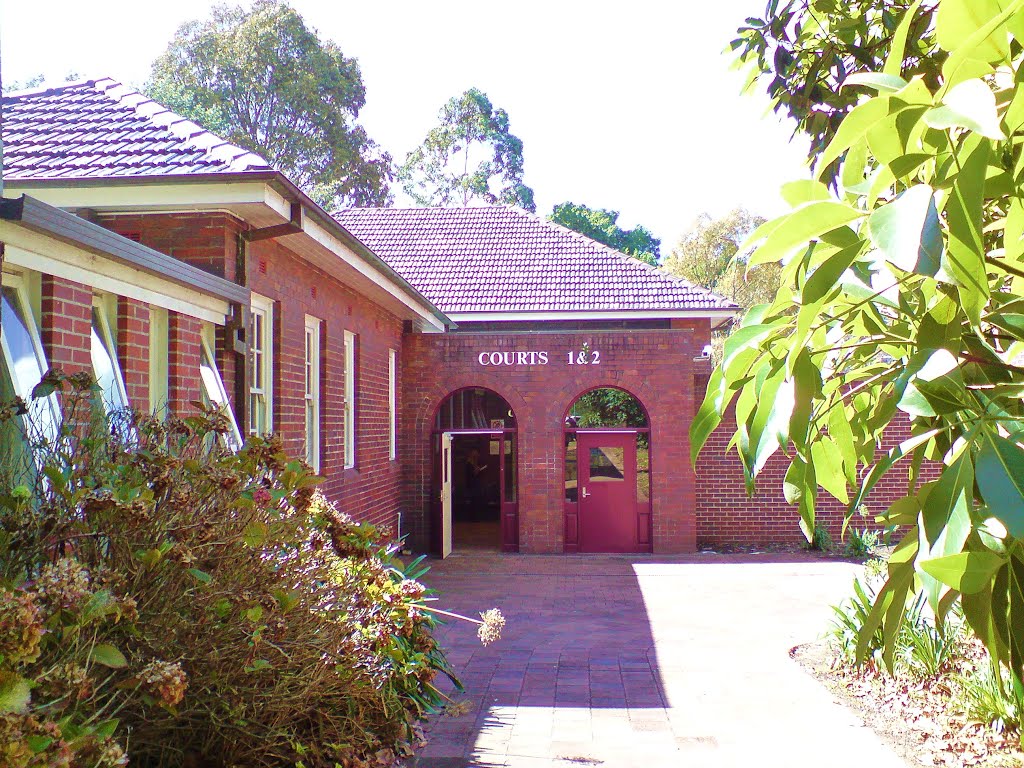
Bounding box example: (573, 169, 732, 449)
(6, 172, 454, 331)
(0, 194, 249, 306)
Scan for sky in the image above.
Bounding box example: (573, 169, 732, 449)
(1, 0, 811, 252)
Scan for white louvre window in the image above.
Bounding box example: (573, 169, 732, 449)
(388, 348, 397, 461)
(248, 294, 273, 435)
(344, 330, 356, 469)
(304, 316, 321, 472)
(91, 294, 130, 414)
(199, 322, 242, 451)
(0, 271, 58, 436)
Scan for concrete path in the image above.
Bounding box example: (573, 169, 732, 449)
(413, 552, 906, 768)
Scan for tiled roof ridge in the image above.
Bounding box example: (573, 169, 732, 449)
(4, 76, 272, 174)
(490, 205, 739, 309)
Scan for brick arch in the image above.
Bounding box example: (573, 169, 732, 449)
(559, 383, 652, 427)
(549, 373, 659, 429)
(410, 375, 529, 438)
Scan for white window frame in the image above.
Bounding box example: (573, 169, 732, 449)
(149, 306, 169, 415)
(91, 293, 130, 413)
(344, 330, 356, 469)
(199, 322, 242, 451)
(0, 269, 59, 435)
(388, 348, 397, 462)
(303, 316, 321, 472)
(249, 294, 273, 435)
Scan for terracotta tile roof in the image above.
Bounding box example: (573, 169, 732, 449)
(2, 78, 270, 180)
(332, 206, 737, 315)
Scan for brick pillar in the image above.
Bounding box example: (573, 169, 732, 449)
(41, 275, 92, 375)
(117, 297, 150, 413)
(168, 312, 202, 414)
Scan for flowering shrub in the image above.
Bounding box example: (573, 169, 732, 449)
(0, 371, 499, 767)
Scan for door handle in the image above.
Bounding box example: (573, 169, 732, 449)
(581, 486, 591, 499)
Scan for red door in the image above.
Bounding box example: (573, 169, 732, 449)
(577, 432, 638, 553)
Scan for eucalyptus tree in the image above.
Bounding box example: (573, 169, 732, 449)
(399, 88, 535, 211)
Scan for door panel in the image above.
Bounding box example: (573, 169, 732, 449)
(577, 432, 639, 553)
(441, 432, 453, 558)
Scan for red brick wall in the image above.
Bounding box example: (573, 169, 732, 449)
(100, 212, 244, 282)
(117, 297, 150, 412)
(693, 373, 938, 547)
(95, 211, 407, 531)
(168, 312, 202, 413)
(247, 238, 404, 532)
(401, 324, 712, 554)
(41, 275, 92, 375)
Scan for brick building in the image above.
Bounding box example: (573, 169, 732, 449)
(0, 79, 897, 555)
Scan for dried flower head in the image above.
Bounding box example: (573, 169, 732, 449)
(139, 660, 188, 707)
(0, 589, 45, 664)
(398, 579, 426, 599)
(252, 487, 272, 508)
(34, 558, 92, 611)
(477, 608, 505, 646)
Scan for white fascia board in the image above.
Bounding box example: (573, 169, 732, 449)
(1, 223, 230, 323)
(5, 180, 276, 214)
(446, 309, 739, 323)
(299, 215, 446, 331)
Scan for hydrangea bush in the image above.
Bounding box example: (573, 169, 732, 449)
(0, 371, 497, 767)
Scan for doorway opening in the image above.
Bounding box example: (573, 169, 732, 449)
(564, 387, 651, 553)
(432, 388, 518, 557)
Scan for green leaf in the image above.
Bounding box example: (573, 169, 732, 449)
(690, 367, 727, 465)
(0, 672, 31, 713)
(94, 718, 120, 740)
(924, 79, 1006, 139)
(90, 643, 128, 669)
(802, 241, 863, 304)
(817, 96, 893, 178)
(936, 0, 1010, 63)
(883, 1, 924, 76)
(30, 379, 56, 400)
(942, 135, 991, 326)
(977, 432, 1024, 537)
(244, 606, 264, 623)
(810, 438, 850, 503)
(747, 201, 863, 267)
(845, 72, 909, 93)
(243, 521, 268, 548)
(26, 735, 54, 753)
(187, 568, 212, 584)
(867, 185, 942, 276)
(780, 179, 832, 207)
(920, 551, 1006, 593)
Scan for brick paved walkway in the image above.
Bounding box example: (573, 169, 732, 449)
(413, 552, 906, 768)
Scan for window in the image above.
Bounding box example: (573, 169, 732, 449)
(388, 348, 397, 461)
(91, 294, 130, 413)
(149, 306, 168, 414)
(248, 294, 273, 435)
(343, 330, 356, 469)
(199, 322, 242, 451)
(0, 271, 58, 438)
(304, 316, 321, 472)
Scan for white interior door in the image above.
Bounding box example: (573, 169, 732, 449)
(441, 432, 453, 558)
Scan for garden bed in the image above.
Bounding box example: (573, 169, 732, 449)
(794, 632, 1024, 766)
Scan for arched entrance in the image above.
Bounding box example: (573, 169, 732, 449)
(563, 387, 651, 553)
(432, 387, 518, 556)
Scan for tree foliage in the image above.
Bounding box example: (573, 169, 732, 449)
(399, 88, 535, 211)
(662, 208, 779, 308)
(147, 0, 392, 209)
(732, 0, 942, 182)
(549, 202, 660, 265)
(696, 0, 1024, 690)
